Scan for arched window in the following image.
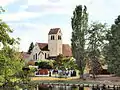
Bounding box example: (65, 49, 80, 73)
(51, 35, 55, 40)
(51, 36, 52, 40)
(45, 53, 46, 59)
(53, 36, 54, 40)
(36, 53, 37, 60)
(58, 35, 61, 40)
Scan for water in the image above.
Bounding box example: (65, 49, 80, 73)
(0, 84, 117, 90)
(38, 85, 91, 90)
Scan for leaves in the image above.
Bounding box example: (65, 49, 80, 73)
(0, 8, 25, 85)
(104, 15, 120, 76)
(0, 46, 24, 84)
(86, 22, 108, 77)
(71, 5, 88, 77)
(54, 55, 77, 70)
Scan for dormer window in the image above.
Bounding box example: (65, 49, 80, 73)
(58, 35, 61, 40)
(51, 35, 55, 40)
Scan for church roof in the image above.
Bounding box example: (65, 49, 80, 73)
(37, 43, 49, 51)
(21, 52, 30, 59)
(48, 28, 60, 35)
(37, 43, 72, 57)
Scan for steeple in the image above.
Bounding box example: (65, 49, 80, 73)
(48, 28, 62, 57)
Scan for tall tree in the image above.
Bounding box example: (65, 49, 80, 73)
(87, 22, 107, 78)
(104, 15, 120, 76)
(71, 5, 88, 78)
(27, 42, 34, 54)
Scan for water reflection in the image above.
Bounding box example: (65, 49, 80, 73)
(38, 85, 92, 90)
(0, 84, 116, 90)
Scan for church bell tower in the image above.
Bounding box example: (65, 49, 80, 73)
(48, 28, 62, 57)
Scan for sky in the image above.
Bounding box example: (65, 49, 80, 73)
(0, 0, 120, 52)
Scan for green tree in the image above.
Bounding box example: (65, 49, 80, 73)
(0, 8, 25, 86)
(27, 42, 34, 54)
(71, 5, 88, 78)
(87, 22, 107, 78)
(35, 60, 54, 69)
(54, 54, 77, 78)
(104, 15, 120, 76)
(55, 54, 64, 69)
(0, 47, 24, 85)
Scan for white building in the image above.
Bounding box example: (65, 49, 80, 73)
(28, 28, 72, 62)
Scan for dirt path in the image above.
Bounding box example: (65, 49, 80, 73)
(87, 75, 120, 85)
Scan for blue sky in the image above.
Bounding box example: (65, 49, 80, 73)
(0, 0, 120, 51)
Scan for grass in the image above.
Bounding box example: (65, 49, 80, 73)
(31, 76, 98, 85)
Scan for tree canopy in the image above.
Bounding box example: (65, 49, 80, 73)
(104, 15, 120, 76)
(86, 22, 108, 78)
(71, 5, 88, 78)
(0, 8, 25, 86)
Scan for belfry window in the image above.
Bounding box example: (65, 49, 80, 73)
(45, 53, 46, 59)
(35, 53, 37, 60)
(58, 35, 61, 40)
(51, 35, 55, 40)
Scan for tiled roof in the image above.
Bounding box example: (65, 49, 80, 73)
(62, 44, 72, 57)
(21, 52, 30, 59)
(48, 28, 60, 35)
(37, 43, 72, 57)
(37, 43, 49, 51)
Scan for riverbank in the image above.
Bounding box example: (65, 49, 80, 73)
(31, 75, 120, 85)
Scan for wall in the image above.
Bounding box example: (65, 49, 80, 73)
(29, 43, 41, 61)
(39, 51, 49, 60)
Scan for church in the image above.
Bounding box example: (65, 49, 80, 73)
(28, 28, 72, 61)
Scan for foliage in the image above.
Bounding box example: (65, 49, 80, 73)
(71, 5, 88, 78)
(27, 42, 34, 54)
(0, 8, 25, 86)
(86, 22, 108, 78)
(38, 62, 52, 69)
(104, 15, 120, 76)
(0, 46, 25, 86)
(54, 54, 64, 69)
(54, 54, 78, 70)
(35, 60, 54, 69)
(0, 7, 5, 13)
(28, 66, 37, 77)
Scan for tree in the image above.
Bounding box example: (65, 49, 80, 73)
(38, 61, 52, 69)
(54, 54, 77, 70)
(53, 54, 77, 78)
(0, 8, 25, 87)
(71, 5, 88, 78)
(35, 60, 54, 69)
(104, 15, 120, 76)
(27, 42, 34, 54)
(0, 47, 24, 85)
(87, 22, 108, 78)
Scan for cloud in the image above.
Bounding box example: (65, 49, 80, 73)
(22, 0, 120, 24)
(0, 11, 40, 22)
(0, 0, 18, 7)
(24, 0, 92, 15)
